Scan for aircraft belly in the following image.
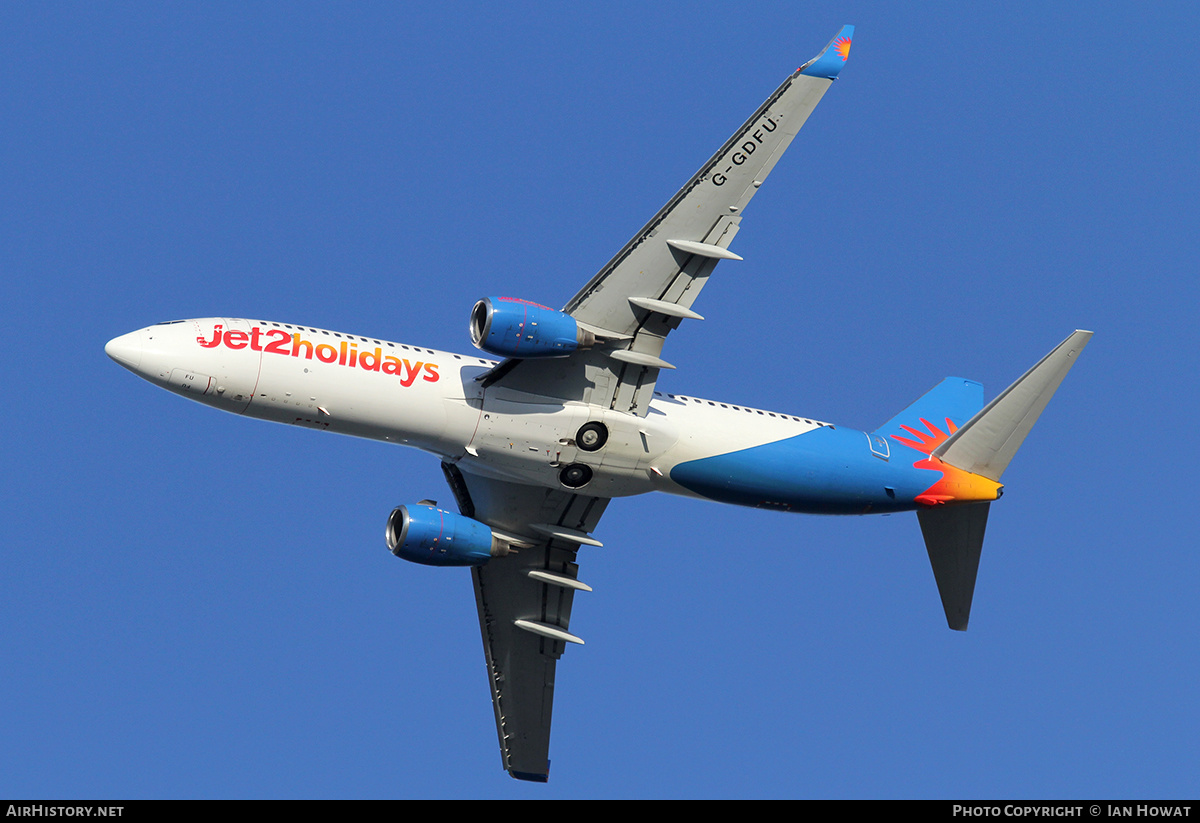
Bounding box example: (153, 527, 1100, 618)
(472, 398, 582, 461)
(461, 402, 676, 498)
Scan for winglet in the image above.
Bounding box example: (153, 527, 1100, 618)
(799, 25, 854, 79)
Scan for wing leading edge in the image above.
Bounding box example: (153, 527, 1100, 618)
(484, 26, 854, 416)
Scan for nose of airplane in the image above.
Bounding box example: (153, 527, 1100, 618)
(105, 329, 143, 371)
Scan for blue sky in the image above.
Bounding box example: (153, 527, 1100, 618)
(4, 2, 1198, 799)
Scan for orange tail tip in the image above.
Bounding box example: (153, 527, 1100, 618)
(915, 457, 1003, 507)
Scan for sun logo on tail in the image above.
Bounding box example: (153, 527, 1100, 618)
(893, 418, 956, 454)
(891, 418, 1002, 506)
(834, 37, 852, 61)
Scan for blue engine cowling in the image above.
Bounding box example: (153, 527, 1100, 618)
(386, 504, 508, 567)
(469, 296, 594, 358)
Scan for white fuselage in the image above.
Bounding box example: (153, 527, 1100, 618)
(106, 317, 833, 503)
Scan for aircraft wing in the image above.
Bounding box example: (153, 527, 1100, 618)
(482, 26, 854, 416)
(441, 462, 609, 782)
(452, 28, 853, 780)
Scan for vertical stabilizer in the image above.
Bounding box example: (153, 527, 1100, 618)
(873, 376, 983, 442)
(934, 331, 1093, 481)
(918, 503, 990, 631)
(916, 330, 1091, 630)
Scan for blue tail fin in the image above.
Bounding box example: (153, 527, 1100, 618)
(875, 377, 986, 631)
(883, 332, 1092, 631)
(873, 377, 984, 442)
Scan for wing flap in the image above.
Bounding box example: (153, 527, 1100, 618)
(449, 466, 608, 782)
(473, 542, 581, 781)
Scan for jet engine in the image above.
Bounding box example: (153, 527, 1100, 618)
(386, 503, 511, 567)
(469, 296, 595, 358)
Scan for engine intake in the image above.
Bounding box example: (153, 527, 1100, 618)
(386, 504, 510, 567)
(469, 297, 595, 358)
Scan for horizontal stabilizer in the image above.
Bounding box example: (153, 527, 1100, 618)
(935, 331, 1093, 481)
(918, 503, 990, 631)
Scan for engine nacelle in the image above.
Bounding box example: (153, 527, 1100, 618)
(386, 504, 510, 567)
(469, 296, 595, 358)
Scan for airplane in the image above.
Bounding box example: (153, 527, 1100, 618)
(105, 26, 1091, 783)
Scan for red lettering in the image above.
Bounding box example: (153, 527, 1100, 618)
(291, 334, 313, 359)
(400, 360, 424, 387)
(359, 347, 382, 372)
(263, 329, 290, 354)
(239, 325, 439, 388)
(197, 325, 223, 348)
